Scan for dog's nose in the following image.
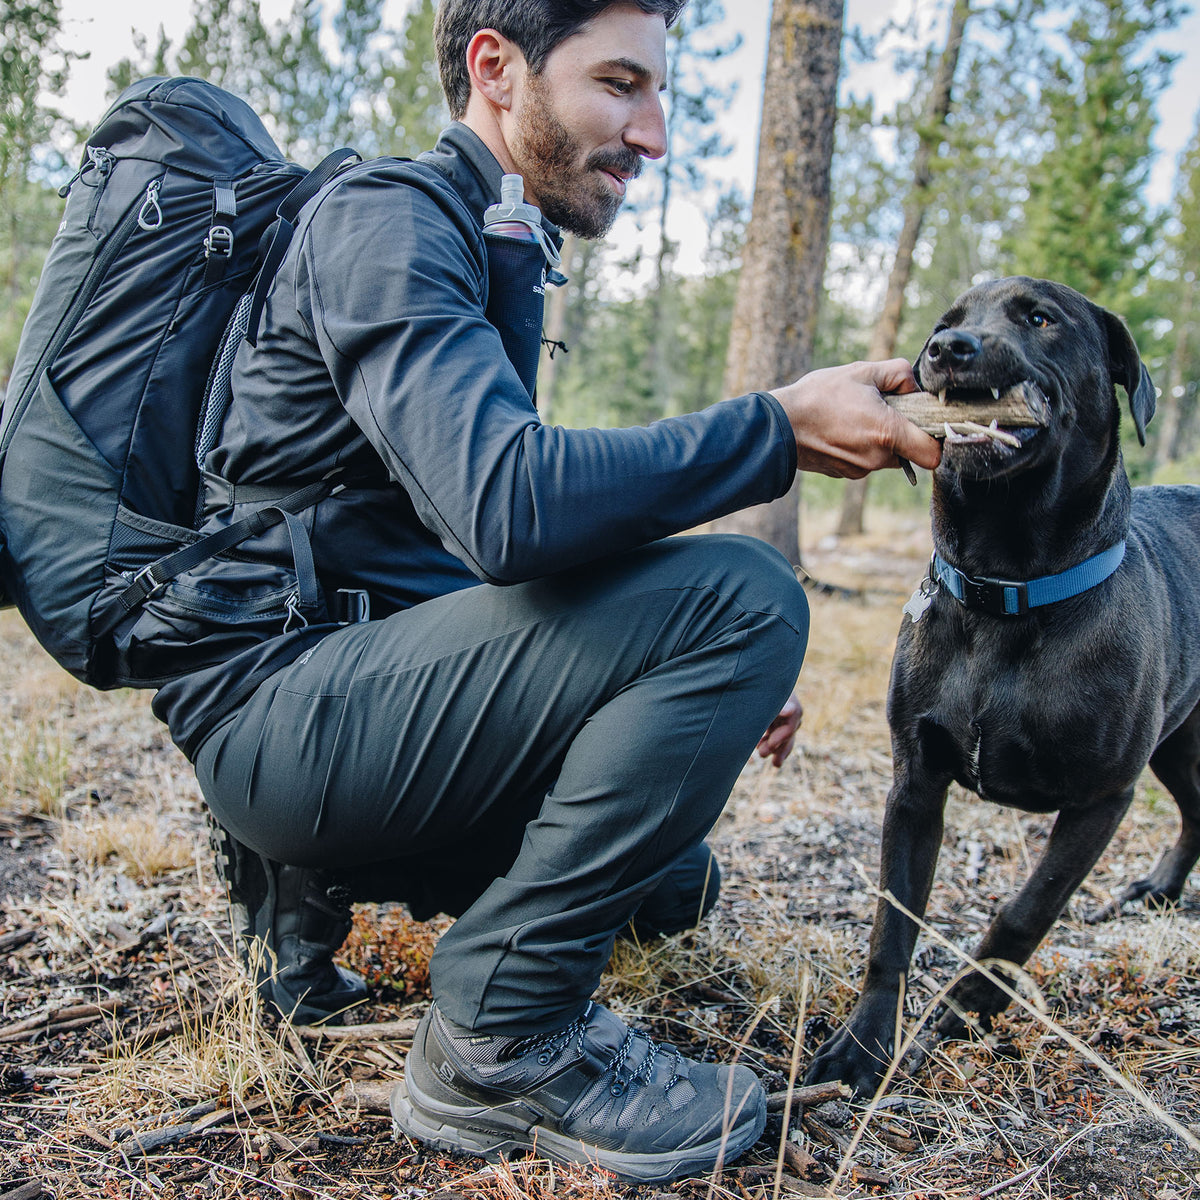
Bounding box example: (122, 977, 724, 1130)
(926, 329, 983, 368)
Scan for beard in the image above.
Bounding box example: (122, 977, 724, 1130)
(511, 76, 642, 240)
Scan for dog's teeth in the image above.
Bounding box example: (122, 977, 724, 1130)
(991, 388, 1001, 401)
(938, 390, 947, 404)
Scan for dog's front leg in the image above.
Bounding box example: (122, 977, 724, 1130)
(806, 762, 949, 1097)
(936, 789, 1134, 1039)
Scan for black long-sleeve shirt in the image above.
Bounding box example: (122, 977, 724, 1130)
(145, 124, 796, 758)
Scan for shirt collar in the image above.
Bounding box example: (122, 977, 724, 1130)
(419, 122, 562, 246)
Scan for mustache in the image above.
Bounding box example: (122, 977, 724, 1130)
(585, 148, 644, 181)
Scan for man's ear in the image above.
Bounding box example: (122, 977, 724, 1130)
(465, 29, 520, 111)
(1100, 307, 1156, 445)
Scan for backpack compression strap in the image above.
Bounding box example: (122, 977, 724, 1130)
(101, 476, 337, 635)
(245, 146, 360, 347)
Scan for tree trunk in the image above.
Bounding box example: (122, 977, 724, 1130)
(710, 0, 844, 564)
(537, 233, 577, 424)
(1153, 269, 1193, 472)
(836, 0, 971, 537)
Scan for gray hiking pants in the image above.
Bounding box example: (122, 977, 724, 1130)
(194, 535, 808, 1034)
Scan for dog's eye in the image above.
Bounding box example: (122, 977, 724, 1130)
(1027, 311, 1053, 328)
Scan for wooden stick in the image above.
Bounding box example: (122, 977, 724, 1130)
(886, 383, 1049, 434)
(0, 999, 123, 1043)
(0, 928, 37, 954)
(766, 1080, 850, 1112)
(293, 1017, 418, 1042)
(338, 1079, 394, 1114)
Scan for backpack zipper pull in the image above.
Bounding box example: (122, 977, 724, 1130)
(60, 146, 114, 198)
(137, 180, 164, 232)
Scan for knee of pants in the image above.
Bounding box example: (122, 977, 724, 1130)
(629, 841, 721, 939)
(680, 533, 809, 673)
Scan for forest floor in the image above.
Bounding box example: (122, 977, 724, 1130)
(0, 508, 1197, 1200)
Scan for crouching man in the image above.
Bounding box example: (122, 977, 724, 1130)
(143, 0, 939, 1182)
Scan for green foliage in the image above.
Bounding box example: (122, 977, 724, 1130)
(1002, 0, 1180, 329)
(548, 192, 746, 429)
(106, 0, 447, 163)
(372, 0, 447, 158)
(0, 0, 78, 384)
(1141, 113, 1200, 469)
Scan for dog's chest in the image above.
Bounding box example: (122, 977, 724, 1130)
(898, 616, 1157, 811)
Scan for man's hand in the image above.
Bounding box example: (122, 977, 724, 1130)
(771, 359, 942, 479)
(757, 692, 802, 768)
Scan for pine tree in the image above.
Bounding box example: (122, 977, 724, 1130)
(0, 0, 78, 380)
(372, 0, 448, 157)
(1006, 0, 1180, 324)
(837, 0, 973, 537)
(647, 0, 739, 415)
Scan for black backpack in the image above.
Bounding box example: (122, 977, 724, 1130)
(0, 76, 355, 688)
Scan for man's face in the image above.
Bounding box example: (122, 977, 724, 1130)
(509, 3, 668, 239)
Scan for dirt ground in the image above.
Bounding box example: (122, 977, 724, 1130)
(0, 509, 1197, 1199)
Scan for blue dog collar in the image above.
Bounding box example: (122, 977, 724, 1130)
(932, 541, 1126, 617)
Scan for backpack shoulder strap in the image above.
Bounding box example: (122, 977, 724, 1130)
(244, 147, 360, 347)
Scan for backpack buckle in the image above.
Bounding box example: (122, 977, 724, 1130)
(336, 588, 370, 624)
(204, 225, 234, 259)
(127, 562, 169, 604)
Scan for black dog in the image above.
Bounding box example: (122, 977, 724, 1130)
(806, 276, 1200, 1097)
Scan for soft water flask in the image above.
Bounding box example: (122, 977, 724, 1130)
(483, 174, 541, 242)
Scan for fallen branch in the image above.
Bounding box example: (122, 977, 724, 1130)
(125, 1002, 219, 1047)
(294, 1017, 418, 1042)
(766, 1081, 849, 1113)
(0, 998, 123, 1043)
(0, 1181, 46, 1200)
(0, 928, 37, 955)
(338, 1079, 394, 1114)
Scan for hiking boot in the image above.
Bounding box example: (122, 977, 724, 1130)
(629, 842, 721, 940)
(208, 816, 368, 1024)
(390, 1001, 766, 1183)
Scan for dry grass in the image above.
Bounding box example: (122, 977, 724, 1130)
(1, 504, 1198, 1199)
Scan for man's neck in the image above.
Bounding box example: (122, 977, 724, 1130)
(459, 100, 520, 179)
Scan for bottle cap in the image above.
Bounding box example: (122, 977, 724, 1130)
(484, 174, 545, 229)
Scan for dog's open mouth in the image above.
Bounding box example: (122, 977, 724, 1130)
(889, 380, 1051, 450)
(946, 381, 1049, 451)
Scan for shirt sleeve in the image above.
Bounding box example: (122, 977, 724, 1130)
(296, 162, 797, 585)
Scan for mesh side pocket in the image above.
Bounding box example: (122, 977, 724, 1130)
(195, 291, 252, 471)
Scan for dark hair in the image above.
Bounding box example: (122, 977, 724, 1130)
(435, 0, 687, 119)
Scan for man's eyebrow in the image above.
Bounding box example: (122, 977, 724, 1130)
(594, 56, 655, 82)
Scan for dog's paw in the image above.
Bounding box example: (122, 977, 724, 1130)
(805, 1027, 893, 1097)
(804, 994, 900, 1098)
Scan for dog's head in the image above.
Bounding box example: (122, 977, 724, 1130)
(914, 276, 1155, 482)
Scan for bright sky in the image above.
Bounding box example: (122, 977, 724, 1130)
(53, 0, 1200, 277)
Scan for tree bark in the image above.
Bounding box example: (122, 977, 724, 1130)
(710, 0, 844, 564)
(1153, 269, 1193, 472)
(537, 233, 577, 424)
(836, 0, 971, 537)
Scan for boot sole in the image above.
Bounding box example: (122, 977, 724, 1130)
(390, 1072, 766, 1184)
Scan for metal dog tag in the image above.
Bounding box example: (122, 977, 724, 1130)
(903, 576, 938, 623)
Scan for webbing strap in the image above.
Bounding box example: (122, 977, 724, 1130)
(104, 477, 335, 629)
(203, 178, 238, 287)
(244, 147, 359, 346)
(280, 509, 320, 630)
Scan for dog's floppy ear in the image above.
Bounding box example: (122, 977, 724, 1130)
(1100, 307, 1156, 445)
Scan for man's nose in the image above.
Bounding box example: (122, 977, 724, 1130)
(626, 93, 667, 160)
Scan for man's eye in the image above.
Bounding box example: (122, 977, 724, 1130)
(605, 78, 634, 94)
